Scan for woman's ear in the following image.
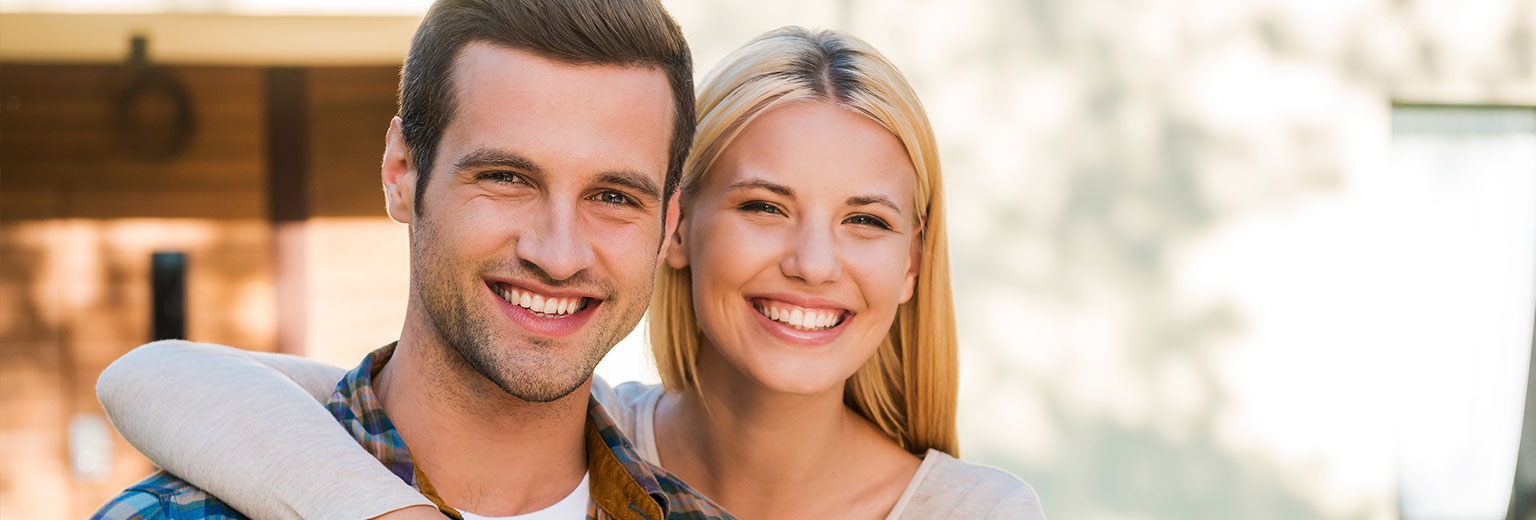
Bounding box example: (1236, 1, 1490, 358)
(657, 192, 682, 266)
(664, 206, 690, 269)
(382, 117, 416, 225)
(898, 227, 922, 304)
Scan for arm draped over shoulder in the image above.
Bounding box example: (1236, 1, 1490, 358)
(96, 340, 435, 520)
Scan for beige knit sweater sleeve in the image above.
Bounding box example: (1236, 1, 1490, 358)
(96, 340, 435, 520)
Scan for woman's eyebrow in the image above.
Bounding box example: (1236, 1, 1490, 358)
(847, 194, 902, 213)
(726, 179, 794, 197)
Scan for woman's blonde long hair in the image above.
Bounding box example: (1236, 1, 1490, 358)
(649, 27, 959, 456)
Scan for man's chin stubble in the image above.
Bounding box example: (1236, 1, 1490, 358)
(447, 337, 598, 403)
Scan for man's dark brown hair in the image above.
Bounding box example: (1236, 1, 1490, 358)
(399, 0, 695, 213)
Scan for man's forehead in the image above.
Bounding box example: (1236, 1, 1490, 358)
(446, 42, 669, 109)
(439, 42, 674, 184)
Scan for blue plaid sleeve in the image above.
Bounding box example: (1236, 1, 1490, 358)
(91, 472, 249, 520)
(92, 490, 168, 520)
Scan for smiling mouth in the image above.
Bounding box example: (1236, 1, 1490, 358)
(492, 282, 593, 318)
(751, 299, 849, 332)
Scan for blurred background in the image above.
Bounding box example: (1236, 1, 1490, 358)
(1, 0, 1533, 518)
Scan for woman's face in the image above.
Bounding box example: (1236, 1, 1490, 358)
(669, 100, 920, 396)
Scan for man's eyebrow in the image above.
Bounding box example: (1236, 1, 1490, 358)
(598, 171, 662, 201)
(726, 179, 794, 197)
(452, 148, 540, 174)
(847, 194, 903, 214)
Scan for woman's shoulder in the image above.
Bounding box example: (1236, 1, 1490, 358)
(611, 380, 666, 403)
(589, 379, 663, 429)
(896, 449, 1046, 519)
(590, 379, 666, 463)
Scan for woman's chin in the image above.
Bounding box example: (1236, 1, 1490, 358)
(746, 368, 850, 397)
(702, 337, 865, 397)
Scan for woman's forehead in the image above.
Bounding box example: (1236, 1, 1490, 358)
(703, 101, 918, 209)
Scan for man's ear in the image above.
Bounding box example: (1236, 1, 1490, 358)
(657, 192, 683, 266)
(382, 117, 417, 225)
(664, 201, 690, 269)
(898, 227, 923, 304)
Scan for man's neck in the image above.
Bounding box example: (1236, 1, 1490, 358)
(375, 314, 590, 516)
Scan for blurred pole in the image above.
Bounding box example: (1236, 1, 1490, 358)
(150, 251, 186, 340)
(267, 67, 310, 356)
(1507, 308, 1536, 520)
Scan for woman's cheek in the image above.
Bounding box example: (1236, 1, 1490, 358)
(844, 238, 914, 299)
(714, 218, 785, 265)
(692, 217, 768, 291)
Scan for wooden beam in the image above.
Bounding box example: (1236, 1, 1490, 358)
(266, 67, 309, 355)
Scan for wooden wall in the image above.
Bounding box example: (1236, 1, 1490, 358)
(0, 62, 402, 518)
(301, 67, 414, 368)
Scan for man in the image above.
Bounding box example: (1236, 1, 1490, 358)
(92, 0, 729, 518)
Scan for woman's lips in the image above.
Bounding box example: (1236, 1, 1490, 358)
(750, 297, 848, 331)
(746, 297, 851, 346)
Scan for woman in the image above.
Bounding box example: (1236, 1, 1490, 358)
(98, 27, 1043, 519)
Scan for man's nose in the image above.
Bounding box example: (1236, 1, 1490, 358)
(780, 222, 841, 285)
(515, 202, 596, 281)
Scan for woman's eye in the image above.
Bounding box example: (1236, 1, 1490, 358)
(739, 201, 783, 215)
(845, 214, 892, 230)
(594, 191, 631, 206)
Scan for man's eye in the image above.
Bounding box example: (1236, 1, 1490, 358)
(481, 171, 525, 184)
(594, 191, 631, 206)
(845, 214, 892, 230)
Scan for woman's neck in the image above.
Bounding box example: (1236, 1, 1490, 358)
(654, 344, 919, 520)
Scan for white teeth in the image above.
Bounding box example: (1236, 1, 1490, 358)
(754, 303, 842, 331)
(496, 286, 586, 317)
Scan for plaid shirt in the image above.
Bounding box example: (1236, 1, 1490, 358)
(93, 344, 733, 520)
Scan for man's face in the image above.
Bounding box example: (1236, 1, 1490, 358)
(388, 43, 675, 402)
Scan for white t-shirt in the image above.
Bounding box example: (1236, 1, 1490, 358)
(458, 472, 589, 520)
